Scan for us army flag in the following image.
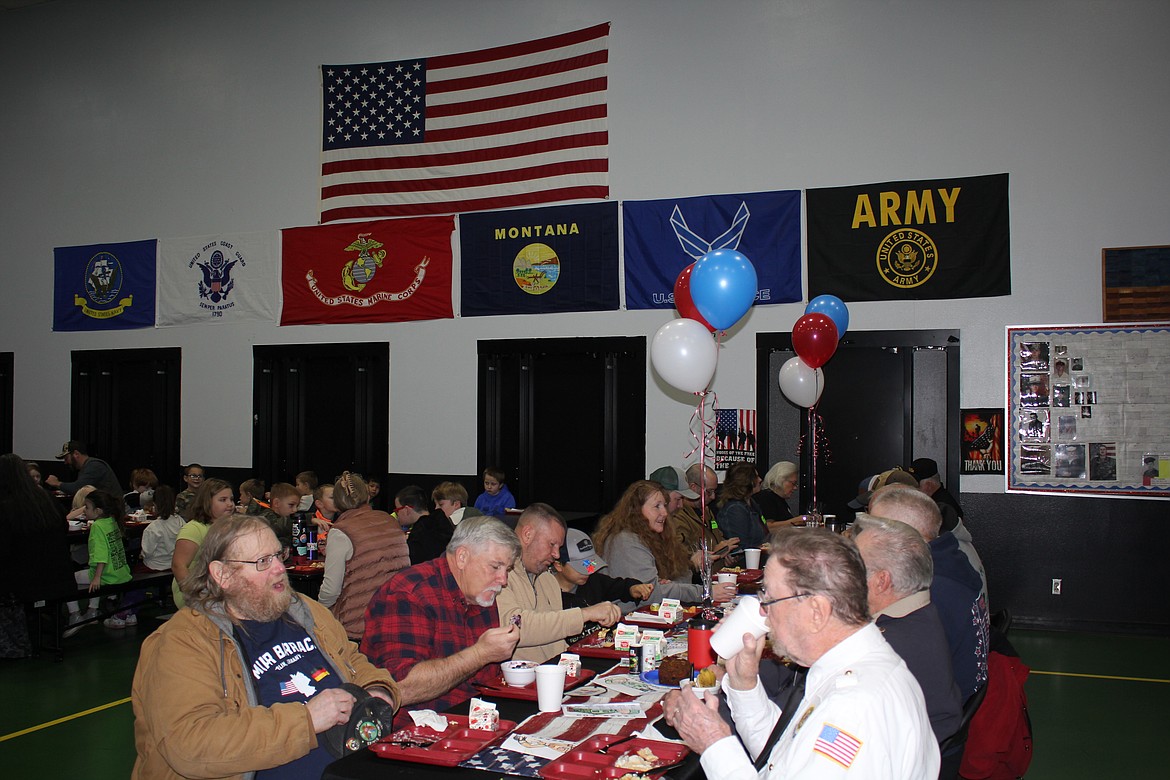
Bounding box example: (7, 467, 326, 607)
(156, 231, 278, 326)
(806, 173, 1010, 302)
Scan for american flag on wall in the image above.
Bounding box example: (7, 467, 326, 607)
(715, 408, 757, 470)
(319, 23, 609, 223)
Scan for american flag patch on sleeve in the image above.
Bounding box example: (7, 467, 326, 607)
(813, 723, 862, 768)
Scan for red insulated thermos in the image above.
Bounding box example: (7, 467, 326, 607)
(687, 611, 717, 670)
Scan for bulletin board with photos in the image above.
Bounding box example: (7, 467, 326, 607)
(1007, 324, 1170, 498)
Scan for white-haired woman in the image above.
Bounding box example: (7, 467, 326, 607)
(757, 461, 804, 531)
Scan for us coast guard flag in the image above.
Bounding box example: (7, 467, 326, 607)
(806, 173, 1011, 302)
(53, 239, 157, 331)
(460, 202, 618, 316)
(623, 191, 802, 310)
(156, 232, 278, 326)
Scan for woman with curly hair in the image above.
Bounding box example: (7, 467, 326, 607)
(593, 480, 736, 609)
(716, 461, 767, 549)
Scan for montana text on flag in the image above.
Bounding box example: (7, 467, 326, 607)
(280, 216, 454, 326)
(157, 231, 278, 327)
(806, 173, 1010, 302)
(53, 239, 157, 331)
(623, 190, 802, 310)
(319, 23, 609, 223)
(459, 202, 618, 317)
(813, 724, 863, 768)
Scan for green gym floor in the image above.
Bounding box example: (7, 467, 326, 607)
(1, 607, 1167, 778)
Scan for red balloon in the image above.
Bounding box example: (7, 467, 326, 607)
(792, 313, 839, 368)
(674, 263, 715, 332)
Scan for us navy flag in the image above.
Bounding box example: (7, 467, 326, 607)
(806, 173, 1011, 302)
(53, 239, 157, 331)
(460, 202, 619, 317)
(623, 191, 802, 310)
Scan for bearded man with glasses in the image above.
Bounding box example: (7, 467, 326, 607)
(662, 528, 939, 779)
(131, 515, 399, 780)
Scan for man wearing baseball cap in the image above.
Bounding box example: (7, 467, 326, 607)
(46, 440, 124, 498)
(551, 528, 654, 613)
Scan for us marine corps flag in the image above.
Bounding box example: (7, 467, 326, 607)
(280, 216, 454, 326)
(806, 173, 1010, 302)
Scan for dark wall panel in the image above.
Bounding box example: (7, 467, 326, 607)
(963, 492, 1170, 633)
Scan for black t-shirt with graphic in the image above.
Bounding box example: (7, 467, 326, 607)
(235, 617, 341, 779)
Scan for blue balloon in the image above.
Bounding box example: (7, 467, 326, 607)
(805, 294, 849, 339)
(690, 250, 758, 331)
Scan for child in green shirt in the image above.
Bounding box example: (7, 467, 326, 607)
(65, 490, 132, 636)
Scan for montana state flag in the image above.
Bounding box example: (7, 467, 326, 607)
(459, 202, 619, 317)
(53, 239, 157, 331)
(806, 173, 1010, 302)
(280, 216, 454, 326)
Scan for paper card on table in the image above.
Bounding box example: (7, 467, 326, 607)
(598, 673, 661, 697)
(501, 731, 576, 760)
(561, 701, 645, 719)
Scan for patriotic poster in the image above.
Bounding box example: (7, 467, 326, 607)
(715, 408, 757, 470)
(156, 231, 278, 326)
(319, 23, 609, 223)
(280, 216, 454, 326)
(623, 191, 802, 310)
(53, 239, 157, 331)
(459, 202, 618, 317)
(806, 173, 1010, 302)
(960, 408, 1005, 475)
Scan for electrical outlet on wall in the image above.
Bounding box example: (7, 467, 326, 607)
(1052, 578, 1062, 595)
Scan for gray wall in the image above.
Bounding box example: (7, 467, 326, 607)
(2, 1, 1168, 629)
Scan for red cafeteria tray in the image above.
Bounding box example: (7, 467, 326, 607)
(474, 668, 596, 701)
(540, 736, 689, 780)
(368, 714, 517, 766)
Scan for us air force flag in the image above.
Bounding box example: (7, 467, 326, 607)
(623, 191, 802, 310)
(460, 202, 619, 317)
(53, 239, 157, 331)
(806, 173, 1011, 302)
(156, 231, 278, 326)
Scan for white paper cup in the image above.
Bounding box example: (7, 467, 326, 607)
(743, 548, 761, 569)
(535, 664, 567, 712)
(710, 595, 770, 659)
(716, 572, 737, 584)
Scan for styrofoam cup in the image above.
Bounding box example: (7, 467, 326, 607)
(717, 572, 737, 584)
(710, 595, 769, 659)
(743, 548, 761, 569)
(535, 664, 567, 712)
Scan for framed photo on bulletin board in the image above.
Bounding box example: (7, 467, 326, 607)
(1007, 324, 1170, 498)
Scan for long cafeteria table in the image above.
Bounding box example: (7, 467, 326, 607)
(322, 654, 704, 780)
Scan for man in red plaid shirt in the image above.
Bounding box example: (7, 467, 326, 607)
(361, 516, 522, 723)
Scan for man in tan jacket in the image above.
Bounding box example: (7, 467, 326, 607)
(496, 503, 621, 663)
(131, 515, 398, 780)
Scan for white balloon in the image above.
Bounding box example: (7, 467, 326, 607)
(651, 318, 718, 394)
(778, 356, 825, 408)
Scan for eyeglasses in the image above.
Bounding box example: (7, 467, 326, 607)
(187, 473, 205, 480)
(222, 549, 290, 571)
(758, 591, 809, 609)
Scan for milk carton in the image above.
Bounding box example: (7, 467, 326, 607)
(658, 598, 683, 623)
(469, 698, 499, 731)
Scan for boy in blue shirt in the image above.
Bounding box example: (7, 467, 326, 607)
(473, 466, 516, 517)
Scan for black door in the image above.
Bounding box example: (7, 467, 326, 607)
(479, 337, 645, 514)
(70, 347, 182, 490)
(252, 343, 388, 487)
(757, 330, 959, 516)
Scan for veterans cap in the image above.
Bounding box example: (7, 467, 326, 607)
(649, 465, 699, 499)
(846, 474, 880, 510)
(56, 440, 85, 459)
(874, 468, 919, 490)
(558, 528, 607, 575)
(909, 458, 940, 480)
